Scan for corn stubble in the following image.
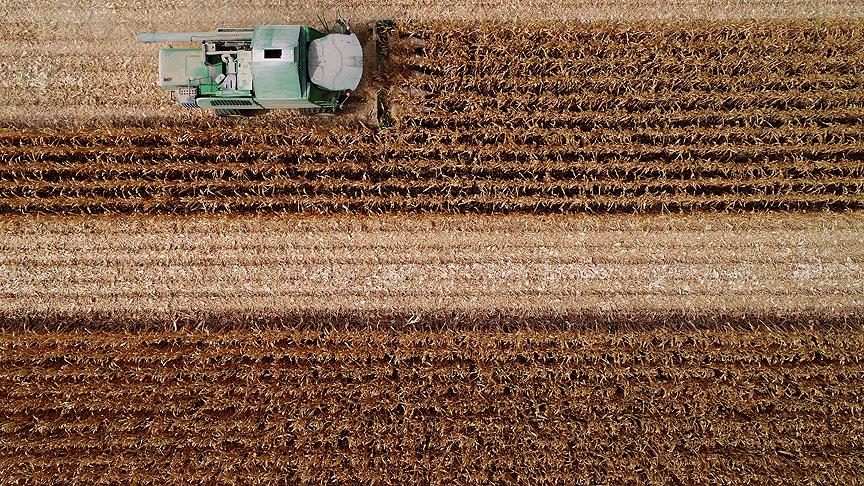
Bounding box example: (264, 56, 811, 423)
(2, 213, 862, 319)
(1, 213, 862, 482)
(1, 20, 863, 213)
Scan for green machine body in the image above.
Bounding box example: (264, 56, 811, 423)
(138, 21, 363, 115)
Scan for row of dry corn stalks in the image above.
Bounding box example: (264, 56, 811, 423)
(1, 325, 862, 483)
(1, 19, 863, 213)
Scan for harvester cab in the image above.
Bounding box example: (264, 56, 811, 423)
(138, 20, 363, 116)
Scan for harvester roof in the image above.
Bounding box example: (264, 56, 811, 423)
(250, 25, 305, 102)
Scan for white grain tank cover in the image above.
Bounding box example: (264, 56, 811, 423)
(307, 33, 363, 91)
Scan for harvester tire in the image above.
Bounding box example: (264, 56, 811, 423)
(214, 109, 264, 117)
(300, 107, 337, 116)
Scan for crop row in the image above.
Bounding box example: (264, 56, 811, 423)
(396, 20, 861, 50)
(3, 175, 862, 198)
(406, 70, 864, 95)
(392, 104, 864, 131)
(404, 88, 864, 115)
(5, 158, 861, 184)
(0, 192, 858, 214)
(5, 134, 862, 166)
(3, 107, 862, 149)
(2, 326, 862, 483)
(1, 19, 862, 214)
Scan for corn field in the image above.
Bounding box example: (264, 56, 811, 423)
(2, 20, 863, 214)
(3, 8, 864, 484)
(2, 325, 862, 483)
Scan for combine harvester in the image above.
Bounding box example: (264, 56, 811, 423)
(138, 17, 393, 118)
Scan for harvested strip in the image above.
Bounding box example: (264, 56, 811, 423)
(0, 213, 861, 320)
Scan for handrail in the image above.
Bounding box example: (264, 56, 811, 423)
(138, 31, 254, 43)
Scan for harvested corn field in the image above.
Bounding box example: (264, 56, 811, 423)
(3, 212, 862, 482)
(3, 325, 863, 484)
(2, 20, 864, 213)
(1, 213, 863, 321)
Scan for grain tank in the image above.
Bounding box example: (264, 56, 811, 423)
(138, 19, 362, 116)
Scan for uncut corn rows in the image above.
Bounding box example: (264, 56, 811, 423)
(1, 19, 863, 213)
(2, 327, 862, 484)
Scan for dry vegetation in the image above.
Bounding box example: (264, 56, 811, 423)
(3, 0, 864, 482)
(2, 20, 864, 213)
(1, 213, 862, 322)
(2, 325, 863, 483)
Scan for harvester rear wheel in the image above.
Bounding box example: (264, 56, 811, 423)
(300, 107, 337, 116)
(214, 109, 265, 117)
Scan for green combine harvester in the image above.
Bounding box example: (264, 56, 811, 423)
(138, 18, 367, 116)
